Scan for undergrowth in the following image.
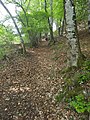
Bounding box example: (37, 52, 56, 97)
(56, 60, 90, 119)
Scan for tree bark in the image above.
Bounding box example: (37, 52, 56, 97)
(50, 0, 53, 29)
(65, 0, 83, 68)
(0, 0, 26, 54)
(44, 0, 55, 44)
(60, 18, 65, 36)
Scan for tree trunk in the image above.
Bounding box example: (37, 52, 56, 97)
(89, 113, 90, 120)
(49, 0, 54, 43)
(65, 0, 83, 68)
(44, 0, 55, 44)
(0, 0, 26, 54)
(88, 0, 90, 32)
(49, 21, 54, 43)
(60, 18, 65, 36)
(50, 0, 53, 29)
(60, 0, 66, 36)
(58, 26, 61, 37)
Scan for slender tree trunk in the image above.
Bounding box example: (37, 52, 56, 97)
(39, 32, 41, 41)
(60, 0, 66, 36)
(0, 0, 26, 54)
(44, 0, 55, 44)
(50, 0, 53, 29)
(65, 0, 83, 68)
(89, 114, 90, 120)
(62, 0, 67, 35)
(88, 0, 90, 32)
(60, 18, 65, 36)
(49, 0, 54, 43)
(57, 19, 61, 37)
(58, 26, 61, 37)
(48, 20, 55, 42)
(58, 0, 66, 36)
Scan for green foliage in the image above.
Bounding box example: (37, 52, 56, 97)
(76, 60, 90, 84)
(53, 0, 64, 21)
(75, 0, 88, 21)
(0, 25, 15, 43)
(56, 60, 90, 114)
(10, 0, 89, 47)
(70, 94, 90, 113)
(0, 25, 16, 59)
(2, 0, 89, 47)
(0, 44, 12, 59)
(19, 10, 49, 47)
(83, 60, 90, 71)
(77, 71, 90, 84)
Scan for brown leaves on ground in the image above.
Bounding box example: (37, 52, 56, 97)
(0, 41, 66, 120)
(79, 29, 90, 58)
(0, 30, 90, 120)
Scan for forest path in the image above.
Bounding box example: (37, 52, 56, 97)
(0, 30, 90, 120)
(0, 41, 66, 120)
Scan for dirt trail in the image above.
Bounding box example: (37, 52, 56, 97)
(0, 41, 65, 120)
(0, 29, 90, 120)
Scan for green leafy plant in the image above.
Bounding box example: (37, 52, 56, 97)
(77, 71, 90, 84)
(76, 60, 90, 84)
(0, 25, 16, 59)
(70, 94, 90, 113)
(83, 60, 90, 71)
(56, 60, 90, 118)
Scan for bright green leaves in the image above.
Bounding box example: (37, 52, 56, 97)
(75, 0, 88, 21)
(0, 25, 15, 44)
(0, 25, 16, 58)
(70, 94, 90, 113)
(19, 8, 49, 44)
(77, 71, 90, 84)
(75, 60, 90, 84)
(83, 60, 90, 71)
(53, 0, 64, 21)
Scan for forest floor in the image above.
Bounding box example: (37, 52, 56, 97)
(0, 30, 90, 120)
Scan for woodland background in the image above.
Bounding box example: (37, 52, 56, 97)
(0, 0, 90, 120)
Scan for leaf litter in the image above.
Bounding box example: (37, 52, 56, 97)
(0, 31, 90, 120)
